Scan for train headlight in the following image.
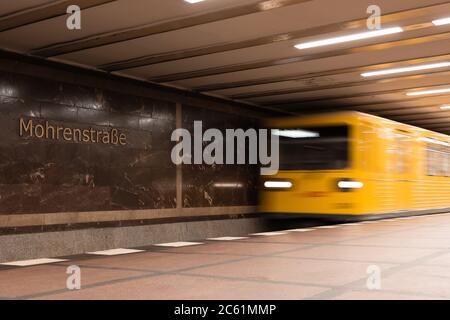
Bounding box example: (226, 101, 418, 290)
(264, 181, 293, 189)
(337, 180, 364, 191)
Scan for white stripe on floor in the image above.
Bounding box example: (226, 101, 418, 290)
(286, 228, 315, 232)
(154, 241, 203, 247)
(314, 225, 339, 229)
(1, 258, 67, 267)
(87, 248, 145, 256)
(250, 232, 287, 236)
(207, 237, 248, 241)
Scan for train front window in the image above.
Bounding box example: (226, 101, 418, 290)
(273, 125, 350, 170)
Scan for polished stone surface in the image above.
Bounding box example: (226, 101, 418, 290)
(0, 72, 177, 213)
(1, 213, 450, 300)
(0, 72, 259, 216)
(182, 105, 259, 208)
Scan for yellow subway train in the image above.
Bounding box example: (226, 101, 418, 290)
(260, 111, 450, 220)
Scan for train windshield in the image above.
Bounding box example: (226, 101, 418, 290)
(273, 125, 350, 170)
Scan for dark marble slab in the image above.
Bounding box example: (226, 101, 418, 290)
(39, 184, 111, 213)
(182, 105, 259, 207)
(0, 71, 178, 214)
(0, 70, 257, 216)
(40, 102, 77, 122)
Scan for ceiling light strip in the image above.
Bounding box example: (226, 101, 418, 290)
(433, 17, 450, 26)
(361, 62, 450, 77)
(294, 27, 403, 50)
(406, 88, 450, 96)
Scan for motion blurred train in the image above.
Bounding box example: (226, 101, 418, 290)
(260, 111, 450, 220)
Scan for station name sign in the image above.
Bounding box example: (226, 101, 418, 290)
(19, 117, 127, 146)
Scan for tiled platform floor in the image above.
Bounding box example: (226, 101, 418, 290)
(2, 213, 450, 300)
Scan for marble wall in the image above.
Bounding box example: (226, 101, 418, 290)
(182, 105, 259, 208)
(0, 70, 259, 216)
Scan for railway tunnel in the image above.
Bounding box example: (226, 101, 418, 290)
(0, 0, 450, 301)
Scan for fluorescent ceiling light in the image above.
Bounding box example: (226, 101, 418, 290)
(184, 0, 205, 3)
(432, 17, 450, 26)
(441, 105, 450, 110)
(272, 129, 319, 138)
(264, 181, 292, 189)
(406, 88, 450, 96)
(338, 181, 364, 189)
(361, 62, 450, 77)
(294, 27, 403, 50)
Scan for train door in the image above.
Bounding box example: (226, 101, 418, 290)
(394, 130, 413, 211)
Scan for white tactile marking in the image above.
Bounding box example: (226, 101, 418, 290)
(154, 241, 203, 247)
(286, 228, 315, 232)
(87, 248, 145, 256)
(250, 232, 288, 236)
(1, 258, 67, 267)
(207, 237, 248, 241)
(314, 225, 339, 229)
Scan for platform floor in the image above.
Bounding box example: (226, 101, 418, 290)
(2, 213, 450, 300)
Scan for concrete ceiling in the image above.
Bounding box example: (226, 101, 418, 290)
(1, 0, 450, 132)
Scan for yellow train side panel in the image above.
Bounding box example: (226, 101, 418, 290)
(260, 111, 450, 218)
